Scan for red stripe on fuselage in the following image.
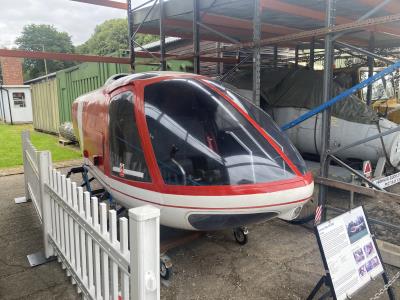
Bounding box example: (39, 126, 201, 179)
(110, 186, 311, 210)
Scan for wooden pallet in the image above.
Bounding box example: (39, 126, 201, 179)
(58, 136, 75, 146)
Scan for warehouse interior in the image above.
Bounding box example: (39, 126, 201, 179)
(108, 0, 400, 225)
(0, 0, 400, 298)
(0, 0, 399, 244)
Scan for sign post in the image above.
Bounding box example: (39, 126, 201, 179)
(308, 206, 395, 300)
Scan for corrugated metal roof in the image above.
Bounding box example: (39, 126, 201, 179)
(24, 72, 57, 85)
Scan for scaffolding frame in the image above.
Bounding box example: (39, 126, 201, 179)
(72, 0, 400, 232)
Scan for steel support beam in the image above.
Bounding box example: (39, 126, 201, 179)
(159, 0, 166, 70)
(201, 13, 301, 36)
(333, 0, 394, 41)
(330, 125, 400, 155)
(74, 0, 400, 38)
(131, 0, 158, 39)
(0, 48, 237, 65)
(315, 177, 400, 205)
(309, 37, 315, 70)
(318, 0, 336, 221)
(132, 0, 155, 12)
(197, 22, 240, 44)
(71, 0, 126, 9)
(358, 0, 395, 20)
(73, 0, 400, 42)
(260, 0, 400, 37)
(188, 13, 400, 58)
(131, 40, 159, 61)
(219, 53, 252, 81)
(216, 42, 222, 75)
(253, 0, 261, 106)
(184, 54, 238, 63)
(127, 0, 135, 72)
(358, 0, 400, 14)
(294, 45, 299, 68)
(193, 0, 200, 74)
(367, 33, 375, 106)
(0, 49, 132, 64)
(335, 41, 394, 64)
(74, 0, 367, 48)
(328, 155, 384, 191)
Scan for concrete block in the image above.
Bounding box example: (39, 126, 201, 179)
(377, 239, 400, 268)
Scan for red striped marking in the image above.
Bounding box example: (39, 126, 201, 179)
(314, 205, 323, 225)
(110, 186, 311, 210)
(89, 164, 312, 210)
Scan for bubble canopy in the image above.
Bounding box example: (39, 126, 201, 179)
(142, 78, 307, 186)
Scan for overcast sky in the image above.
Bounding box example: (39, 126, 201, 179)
(0, 0, 144, 48)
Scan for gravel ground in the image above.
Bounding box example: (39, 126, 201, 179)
(0, 168, 398, 299)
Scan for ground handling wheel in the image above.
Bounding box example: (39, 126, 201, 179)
(233, 226, 248, 245)
(160, 254, 173, 280)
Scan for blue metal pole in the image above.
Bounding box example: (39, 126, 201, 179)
(281, 60, 400, 131)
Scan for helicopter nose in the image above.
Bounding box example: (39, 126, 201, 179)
(187, 212, 279, 231)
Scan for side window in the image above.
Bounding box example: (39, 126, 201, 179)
(13, 92, 26, 107)
(109, 91, 150, 182)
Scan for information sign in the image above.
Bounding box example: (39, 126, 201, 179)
(316, 206, 384, 300)
(373, 171, 400, 189)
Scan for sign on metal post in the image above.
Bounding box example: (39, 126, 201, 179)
(308, 206, 395, 300)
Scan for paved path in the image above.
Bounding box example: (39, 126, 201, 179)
(0, 173, 79, 300)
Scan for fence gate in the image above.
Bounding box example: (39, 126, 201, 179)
(21, 131, 160, 300)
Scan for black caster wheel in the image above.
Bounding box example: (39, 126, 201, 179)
(160, 255, 173, 280)
(233, 226, 248, 245)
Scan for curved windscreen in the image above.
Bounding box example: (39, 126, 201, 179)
(205, 79, 308, 175)
(144, 78, 297, 186)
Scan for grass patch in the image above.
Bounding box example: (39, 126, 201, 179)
(0, 123, 81, 169)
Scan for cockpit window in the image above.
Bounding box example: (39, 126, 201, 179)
(144, 78, 296, 186)
(109, 91, 151, 182)
(204, 79, 308, 175)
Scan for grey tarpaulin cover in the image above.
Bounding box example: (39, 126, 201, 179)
(225, 68, 378, 124)
(59, 122, 78, 142)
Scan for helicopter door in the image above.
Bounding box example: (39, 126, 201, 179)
(108, 91, 151, 182)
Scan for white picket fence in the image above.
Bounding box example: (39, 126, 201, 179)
(21, 130, 48, 222)
(21, 131, 160, 300)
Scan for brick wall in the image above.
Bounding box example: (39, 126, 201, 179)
(0, 57, 24, 85)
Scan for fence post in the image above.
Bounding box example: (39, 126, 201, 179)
(21, 131, 30, 200)
(38, 150, 54, 258)
(129, 205, 160, 300)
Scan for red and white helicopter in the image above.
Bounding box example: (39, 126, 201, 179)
(72, 72, 314, 239)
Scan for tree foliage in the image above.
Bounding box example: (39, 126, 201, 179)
(15, 24, 75, 80)
(76, 18, 159, 56)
